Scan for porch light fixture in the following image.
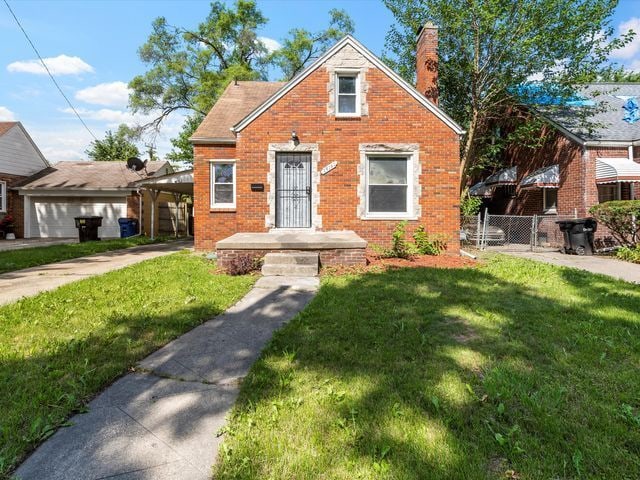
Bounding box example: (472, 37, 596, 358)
(291, 131, 299, 145)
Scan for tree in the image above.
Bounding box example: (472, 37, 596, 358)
(599, 68, 640, 82)
(269, 9, 354, 80)
(85, 124, 140, 162)
(130, 1, 354, 163)
(383, 0, 633, 189)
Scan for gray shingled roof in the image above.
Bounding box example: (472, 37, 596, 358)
(538, 83, 640, 142)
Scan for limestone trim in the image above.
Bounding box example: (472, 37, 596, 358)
(325, 44, 373, 117)
(266, 142, 321, 230)
(357, 143, 422, 220)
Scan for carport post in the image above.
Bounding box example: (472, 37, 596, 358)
(173, 192, 181, 238)
(149, 189, 159, 240)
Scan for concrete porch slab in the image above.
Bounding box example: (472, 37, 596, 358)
(216, 230, 367, 250)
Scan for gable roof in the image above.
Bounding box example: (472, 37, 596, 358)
(233, 36, 464, 136)
(536, 83, 640, 144)
(0, 121, 50, 168)
(0, 122, 18, 137)
(191, 81, 286, 143)
(16, 160, 170, 191)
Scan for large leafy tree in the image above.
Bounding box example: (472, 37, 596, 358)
(383, 0, 632, 189)
(130, 1, 354, 163)
(85, 124, 140, 162)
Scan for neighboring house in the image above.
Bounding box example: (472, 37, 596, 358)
(0, 122, 50, 237)
(190, 28, 464, 254)
(474, 84, 640, 219)
(16, 161, 172, 238)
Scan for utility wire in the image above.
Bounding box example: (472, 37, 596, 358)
(4, 0, 98, 141)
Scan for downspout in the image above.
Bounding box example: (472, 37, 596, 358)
(629, 145, 635, 200)
(138, 189, 143, 235)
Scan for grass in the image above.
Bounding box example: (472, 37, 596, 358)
(0, 252, 254, 476)
(214, 255, 640, 479)
(0, 236, 168, 274)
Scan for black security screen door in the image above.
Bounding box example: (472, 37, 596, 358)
(276, 152, 312, 228)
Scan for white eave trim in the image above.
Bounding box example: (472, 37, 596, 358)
(231, 35, 465, 136)
(17, 188, 137, 196)
(189, 136, 236, 145)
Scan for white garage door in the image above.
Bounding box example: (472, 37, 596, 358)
(30, 196, 127, 238)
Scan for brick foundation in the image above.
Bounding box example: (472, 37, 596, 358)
(217, 247, 366, 269)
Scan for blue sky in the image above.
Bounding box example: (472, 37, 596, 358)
(0, 0, 639, 163)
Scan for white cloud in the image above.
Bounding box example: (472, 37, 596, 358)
(29, 125, 94, 162)
(611, 17, 640, 61)
(627, 59, 640, 72)
(0, 106, 16, 121)
(7, 54, 94, 75)
(75, 81, 131, 107)
(258, 36, 281, 54)
(60, 107, 154, 127)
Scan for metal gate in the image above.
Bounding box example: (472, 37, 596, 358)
(276, 152, 312, 228)
(462, 212, 578, 252)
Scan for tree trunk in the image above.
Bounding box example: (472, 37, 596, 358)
(459, 110, 479, 191)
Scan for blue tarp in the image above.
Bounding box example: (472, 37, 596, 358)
(623, 97, 640, 124)
(513, 83, 595, 106)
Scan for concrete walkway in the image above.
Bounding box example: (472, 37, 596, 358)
(504, 250, 640, 284)
(0, 240, 193, 306)
(0, 237, 77, 252)
(14, 276, 319, 480)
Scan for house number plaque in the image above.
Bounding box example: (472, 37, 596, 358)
(321, 161, 338, 175)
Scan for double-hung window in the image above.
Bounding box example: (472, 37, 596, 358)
(210, 161, 236, 209)
(336, 73, 359, 116)
(597, 184, 619, 203)
(542, 188, 558, 213)
(366, 156, 411, 217)
(0, 181, 5, 213)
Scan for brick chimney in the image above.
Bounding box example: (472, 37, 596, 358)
(416, 22, 438, 105)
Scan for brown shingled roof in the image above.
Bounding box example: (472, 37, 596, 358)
(16, 161, 170, 190)
(0, 122, 18, 137)
(191, 81, 285, 141)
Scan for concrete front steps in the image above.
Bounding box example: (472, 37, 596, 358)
(261, 252, 319, 277)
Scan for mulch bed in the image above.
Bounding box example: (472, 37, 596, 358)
(321, 250, 477, 276)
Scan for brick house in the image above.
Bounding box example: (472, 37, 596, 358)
(190, 29, 464, 264)
(474, 84, 640, 220)
(0, 122, 50, 238)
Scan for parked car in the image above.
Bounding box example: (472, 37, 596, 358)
(461, 224, 506, 245)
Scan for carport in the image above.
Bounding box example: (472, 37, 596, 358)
(134, 170, 193, 239)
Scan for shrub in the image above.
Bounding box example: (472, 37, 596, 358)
(412, 226, 447, 255)
(461, 195, 483, 216)
(589, 200, 640, 246)
(226, 254, 261, 275)
(388, 221, 412, 259)
(616, 244, 640, 264)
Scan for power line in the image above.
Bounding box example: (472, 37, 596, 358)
(3, 0, 98, 141)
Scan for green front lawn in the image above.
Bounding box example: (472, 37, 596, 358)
(0, 252, 254, 476)
(0, 236, 167, 274)
(215, 255, 640, 479)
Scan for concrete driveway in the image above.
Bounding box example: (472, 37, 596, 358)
(504, 249, 640, 284)
(0, 237, 78, 251)
(0, 240, 193, 305)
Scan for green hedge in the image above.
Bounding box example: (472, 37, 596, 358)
(589, 200, 640, 246)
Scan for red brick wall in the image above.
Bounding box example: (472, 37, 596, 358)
(1, 173, 27, 238)
(194, 65, 460, 252)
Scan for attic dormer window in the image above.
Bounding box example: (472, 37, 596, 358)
(336, 73, 360, 116)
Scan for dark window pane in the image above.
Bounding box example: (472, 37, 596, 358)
(544, 188, 558, 210)
(369, 185, 407, 213)
(214, 184, 233, 204)
(369, 158, 407, 184)
(214, 164, 233, 183)
(338, 76, 356, 93)
(338, 95, 356, 113)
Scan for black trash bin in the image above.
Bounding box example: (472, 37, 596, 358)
(556, 217, 597, 255)
(118, 218, 139, 238)
(74, 216, 102, 242)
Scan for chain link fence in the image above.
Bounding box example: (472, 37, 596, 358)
(462, 212, 579, 252)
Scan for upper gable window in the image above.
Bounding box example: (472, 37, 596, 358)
(336, 73, 360, 116)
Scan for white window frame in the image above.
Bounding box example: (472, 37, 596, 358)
(0, 181, 6, 213)
(365, 154, 413, 219)
(542, 188, 558, 214)
(210, 160, 236, 209)
(335, 71, 361, 117)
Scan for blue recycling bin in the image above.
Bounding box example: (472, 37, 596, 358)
(118, 218, 138, 238)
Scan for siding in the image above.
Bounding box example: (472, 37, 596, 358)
(0, 125, 49, 177)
